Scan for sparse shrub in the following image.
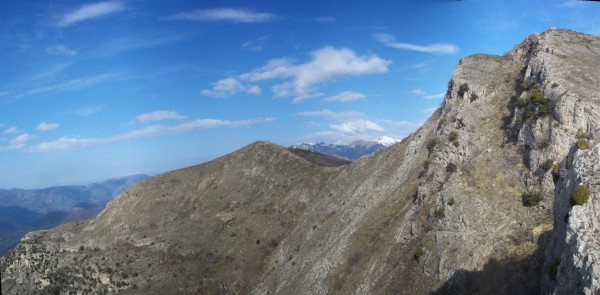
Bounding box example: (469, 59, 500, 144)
(435, 207, 445, 218)
(449, 131, 458, 142)
(446, 162, 457, 173)
(437, 119, 446, 130)
(426, 139, 437, 154)
(516, 97, 529, 107)
(470, 93, 479, 102)
(577, 139, 591, 150)
(576, 129, 588, 140)
(522, 191, 543, 207)
(539, 140, 550, 149)
(458, 83, 469, 97)
(548, 258, 560, 281)
(570, 184, 590, 206)
(552, 164, 560, 182)
(520, 80, 535, 91)
(541, 159, 554, 172)
(447, 197, 456, 206)
(423, 160, 430, 171)
(551, 82, 559, 88)
(418, 170, 426, 178)
(414, 245, 424, 262)
(566, 157, 573, 169)
(79, 246, 85, 252)
(538, 102, 554, 117)
(456, 118, 465, 129)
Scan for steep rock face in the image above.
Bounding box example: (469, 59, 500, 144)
(1, 29, 599, 295)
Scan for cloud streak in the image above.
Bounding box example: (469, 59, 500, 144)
(28, 117, 276, 152)
(46, 45, 77, 56)
(295, 109, 364, 120)
(164, 8, 276, 23)
(136, 110, 187, 123)
(57, 1, 125, 27)
(18, 73, 118, 98)
(323, 91, 366, 102)
(374, 33, 458, 55)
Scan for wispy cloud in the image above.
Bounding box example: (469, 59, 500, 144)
(28, 117, 276, 152)
(46, 45, 77, 56)
(164, 8, 276, 23)
(423, 93, 445, 99)
(411, 59, 434, 73)
(313, 16, 336, 23)
(374, 33, 458, 55)
(78, 105, 104, 116)
(57, 1, 125, 27)
(558, 1, 588, 8)
(136, 110, 187, 123)
(409, 89, 445, 100)
(201, 78, 262, 97)
(238, 46, 391, 102)
(0, 134, 33, 151)
(295, 109, 364, 120)
(19, 73, 118, 98)
(241, 35, 270, 52)
(323, 91, 366, 102)
(3, 126, 19, 134)
(330, 120, 384, 136)
(92, 34, 188, 57)
(409, 88, 426, 96)
(36, 122, 60, 131)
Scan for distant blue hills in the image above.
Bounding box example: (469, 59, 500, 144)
(0, 174, 149, 255)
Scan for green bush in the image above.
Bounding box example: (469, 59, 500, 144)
(570, 184, 590, 206)
(522, 191, 543, 207)
(435, 207, 445, 218)
(458, 83, 469, 97)
(576, 129, 588, 140)
(520, 80, 535, 91)
(469, 93, 479, 102)
(426, 139, 437, 154)
(413, 245, 424, 261)
(423, 160, 430, 171)
(446, 162, 457, 173)
(551, 82, 559, 88)
(541, 159, 554, 172)
(516, 97, 529, 107)
(577, 139, 591, 150)
(447, 197, 456, 206)
(566, 157, 573, 169)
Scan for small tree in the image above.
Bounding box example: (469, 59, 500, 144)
(522, 191, 543, 207)
(426, 139, 437, 154)
(458, 83, 469, 97)
(446, 162, 457, 173)
(570, 184, 590, 206)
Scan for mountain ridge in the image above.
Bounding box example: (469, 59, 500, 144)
(2, 28, 600, 294)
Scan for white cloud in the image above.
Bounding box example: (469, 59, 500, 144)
(411, 60, 434, 73)
(330, 120, 384, 135)
(313, 17, 336, 23)
(57, 1, 125, 27)
(423, 93, 445, 99)
(374, 33, 458, 55)
(240, 46, 391, 101)
(164, 8, 276, 23)
(409, 88, 426, 96)
(422, 107, 439, 114)
(28, 117, 276, 152)
(558, 1, 587, 8)
(3, 126, 19, 134)
(201, 78, 262, 97)
(36, 122, 60, 131)
(0, 133, 33, 151)
(46, 45, 77, 56)
(136, 110, 187, 123)
(78, 105, 104, 116)
(323, 91, 366, 102)
(295, 109, 364, 120)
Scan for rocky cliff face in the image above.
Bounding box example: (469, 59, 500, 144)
(1, 28, 599, 295)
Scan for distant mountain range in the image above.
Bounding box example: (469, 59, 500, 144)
(0, 174, 149, 254)
(291, 136, 400, 161)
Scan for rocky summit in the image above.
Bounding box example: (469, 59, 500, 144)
(2, 28, 600, 294)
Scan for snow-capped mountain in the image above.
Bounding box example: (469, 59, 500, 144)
(292, 137, 400, 161)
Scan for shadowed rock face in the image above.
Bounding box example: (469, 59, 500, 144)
(1, 29, 599, 295)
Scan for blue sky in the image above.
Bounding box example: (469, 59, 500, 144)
(0, 0, 599, 188)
